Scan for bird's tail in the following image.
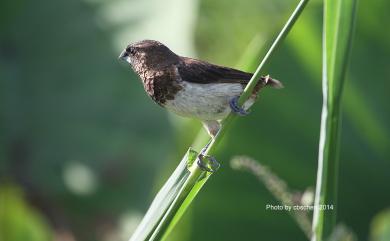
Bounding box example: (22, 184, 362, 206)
(251, 75, 283, 96)
(261, 75, 284, 89)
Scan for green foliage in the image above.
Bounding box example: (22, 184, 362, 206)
(0, 185, 52, 241)
(129, 148, 211, 241)
(0, 0, 389, 240)
(191, 0, 389, 240)
(370, 209, 390, 241)
(311, 0, 357, 240)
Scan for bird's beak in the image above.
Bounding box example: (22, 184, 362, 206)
(118, 50, 128, 61)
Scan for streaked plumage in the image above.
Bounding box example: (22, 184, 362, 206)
(119, 40, 282, 136)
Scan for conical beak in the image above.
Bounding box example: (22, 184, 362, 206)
(118, 50, 128, 60)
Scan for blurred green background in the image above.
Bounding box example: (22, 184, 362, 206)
(0, 0, 389, 240)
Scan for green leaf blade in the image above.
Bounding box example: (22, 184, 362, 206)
(312, 0, 357, 240)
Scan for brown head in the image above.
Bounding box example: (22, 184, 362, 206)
(119, 40, 179, 74)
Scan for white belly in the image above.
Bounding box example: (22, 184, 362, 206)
(164, 82, 254, 121)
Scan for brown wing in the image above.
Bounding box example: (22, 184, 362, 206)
(177, 57, 252, 84)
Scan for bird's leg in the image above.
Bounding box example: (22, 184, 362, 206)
(202, 120, 220, 139)
(196, 121, 221, 172)
(200, 120, 220, 155)
(229, 96, 250, 116)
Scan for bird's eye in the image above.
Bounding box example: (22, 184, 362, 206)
(126, 46, 136, 55)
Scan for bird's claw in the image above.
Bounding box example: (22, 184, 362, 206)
(229, 96, 249, 116)
(197, 154, 220, 173)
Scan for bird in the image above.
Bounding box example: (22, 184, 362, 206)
(119, 40, 282, 138)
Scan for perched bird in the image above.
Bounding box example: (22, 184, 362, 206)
(119, 40, 282, 137)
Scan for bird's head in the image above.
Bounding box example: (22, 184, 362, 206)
(119, 40, 179, 73)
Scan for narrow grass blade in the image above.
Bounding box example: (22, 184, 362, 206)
(129, 148, 218, 241)
(287, 15, 389, 158)
(149, 154, 218, 241)
(129, 148, 197, 241)
(206, 0, 310, 155)
(311, 0, 357, 240)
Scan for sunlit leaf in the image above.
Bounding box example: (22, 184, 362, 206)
(312, 0, 357, 240)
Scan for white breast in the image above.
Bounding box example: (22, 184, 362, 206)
(164, 81, 253, 121)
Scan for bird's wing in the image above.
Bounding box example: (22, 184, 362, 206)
(177, 57, 252, 84)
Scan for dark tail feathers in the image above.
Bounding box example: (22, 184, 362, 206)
(261, 75, 283, 89)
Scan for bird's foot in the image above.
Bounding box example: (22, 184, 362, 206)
(229, 96, 250, 116)
(197, 153, 220, 173)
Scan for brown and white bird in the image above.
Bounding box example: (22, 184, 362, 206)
(119, 40, 282, 137)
